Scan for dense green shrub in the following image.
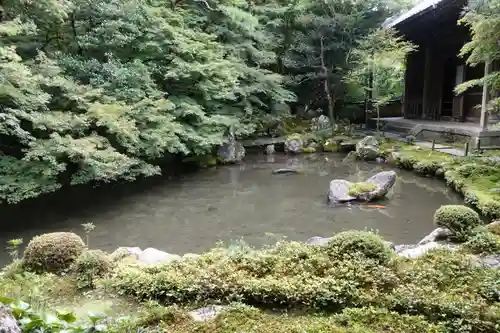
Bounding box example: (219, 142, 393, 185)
(413, 161, 440, 175)
(462, 227, 500, 254)
(109, 240, 398, 308)
(23, 232, 86, 273)
(433, 205, 481, 241)
(107, 241, 500, 331)
(72, 249, 113, 289)
(333, 307, 445, 332)
(326, 231, 393, 264)
(456, 163, 497, 178)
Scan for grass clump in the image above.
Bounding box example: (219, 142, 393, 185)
(72, 249, 114, 289)
(433, 205, 481, 241)
(347, 183, 376, 196)
(23, 232, 86, 273)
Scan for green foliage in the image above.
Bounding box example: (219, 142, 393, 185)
(107, 239, 500, 331)
(0, 297, 113, 333)
(326, 231, 393, 264)
(347, 183, 377, 197)
(345, 28, 416, 107)
(457, 0, 500, 113)
(300, 146, 316, 153)
(413, 161, 440, 176)
(23, 232, 86, 273)
(462, 227, 500, 254)
(433, 205, 481, 241)
(0, 0, 407, 204)
(72, 250, 113, 289)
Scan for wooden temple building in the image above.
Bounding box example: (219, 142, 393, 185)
(379, 0, 500, 144)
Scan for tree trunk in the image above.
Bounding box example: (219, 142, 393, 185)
(320, 35, 335, 132)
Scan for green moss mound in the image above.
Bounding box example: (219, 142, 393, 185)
(72, 249, 114, 289)
(348, 183, 376, 196)
(23, 232, 86, 273)
(326, 230, 393, 264)
(433, 205, 481, 241)
(286, 133, 303, 141)
(300, 146, 315, 153)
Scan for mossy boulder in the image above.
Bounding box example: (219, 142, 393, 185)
(72, 249, 114, 289)
(23, 232, 86, 273)
(433, 205, 481, 241)
(347, 183, 376, 196)
(326, 230, 393, 264)
(322, 140, 337, 152)
(284, 133, 303, 154)
(301, 146, 316, 153)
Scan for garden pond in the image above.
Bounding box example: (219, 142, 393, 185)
(0, 153, 462, 265)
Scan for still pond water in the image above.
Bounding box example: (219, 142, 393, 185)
(0, 153, 461, 265)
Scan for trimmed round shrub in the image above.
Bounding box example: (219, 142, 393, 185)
(433, 205, 481, 241)
(326, 230, 393, 264)
(23, 232, 86, 273)
(72, 249, 113, 289)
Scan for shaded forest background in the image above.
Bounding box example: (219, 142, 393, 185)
(0, 0, 497, 204)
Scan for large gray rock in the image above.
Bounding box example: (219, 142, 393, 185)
(284, 136, 303, 154)
(358, 171, 397, 201)
(328, 171, 396, 203)
(110, 246, 143, 261)
(418, 228, 453, 245)
(0, 304, 21, 333)
(306, 236, 394, 250)
(476, 254, 500, 269)
(137, 248, 181, 265)
(306, 236, 332, 246)
(217, 141, 245, 163)
(356, 136, 380, 161)
(328, 180, 356, 203)
(397, 242, 457, 259)
(188, 306, 227, 322)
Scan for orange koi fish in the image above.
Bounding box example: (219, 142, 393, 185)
(365, 205, 386, 209)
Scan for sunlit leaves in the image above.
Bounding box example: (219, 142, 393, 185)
(458, 0, 500, 113)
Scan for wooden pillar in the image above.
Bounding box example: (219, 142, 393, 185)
(452, 64, 465, 121)
(480, 60, 492, 130)
(422, 47, 431, 119)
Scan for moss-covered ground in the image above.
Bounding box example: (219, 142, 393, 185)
(379, 139, 500, 219)
(1, 231, 499, 333)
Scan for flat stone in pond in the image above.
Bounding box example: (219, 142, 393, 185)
(272, 168, 301, 175)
